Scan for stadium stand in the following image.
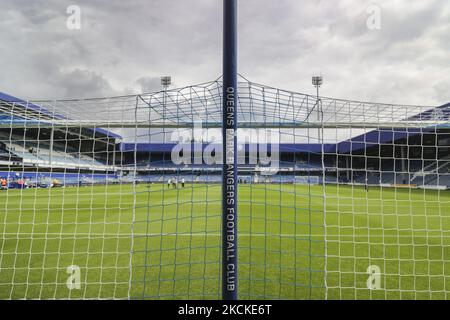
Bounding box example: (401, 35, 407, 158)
(1, 90, 450, 190)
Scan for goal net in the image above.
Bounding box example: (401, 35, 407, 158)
(0, 78, 449, 300)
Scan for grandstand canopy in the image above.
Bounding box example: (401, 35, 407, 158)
(0, 91, 122, 139)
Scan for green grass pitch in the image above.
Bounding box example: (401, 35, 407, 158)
(0, 183, 449, 300)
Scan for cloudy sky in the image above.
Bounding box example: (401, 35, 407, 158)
(0, 0, 449, 105)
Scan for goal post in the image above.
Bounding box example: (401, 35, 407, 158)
(222, 0, 238, 301)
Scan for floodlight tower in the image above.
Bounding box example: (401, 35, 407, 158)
(312, 75, 324, 142)
(161, 76, 172, 91)
(312, 75, 323, 100)
(161, 76, 172, 127)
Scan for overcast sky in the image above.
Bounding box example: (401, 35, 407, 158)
(0, 0, 449, 105)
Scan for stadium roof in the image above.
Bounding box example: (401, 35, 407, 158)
(118, 99, 450, 154)
(406, 102, 450, 121)
(119, 143, 337, 153)
(0, 92, 122, 139)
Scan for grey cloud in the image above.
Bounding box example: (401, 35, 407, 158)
(434, 80, 450, 104)
(136, 76, 164, 94)
(53, 68, 116, 99)
(0, 0, 448, 106)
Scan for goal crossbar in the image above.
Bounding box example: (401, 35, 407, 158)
(0, 120, 446, 129)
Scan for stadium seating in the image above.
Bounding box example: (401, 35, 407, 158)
(0, 133, 109, 170)
(0, 171, 119, 188)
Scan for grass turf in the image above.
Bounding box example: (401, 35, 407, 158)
(0, 183, 449, 300)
